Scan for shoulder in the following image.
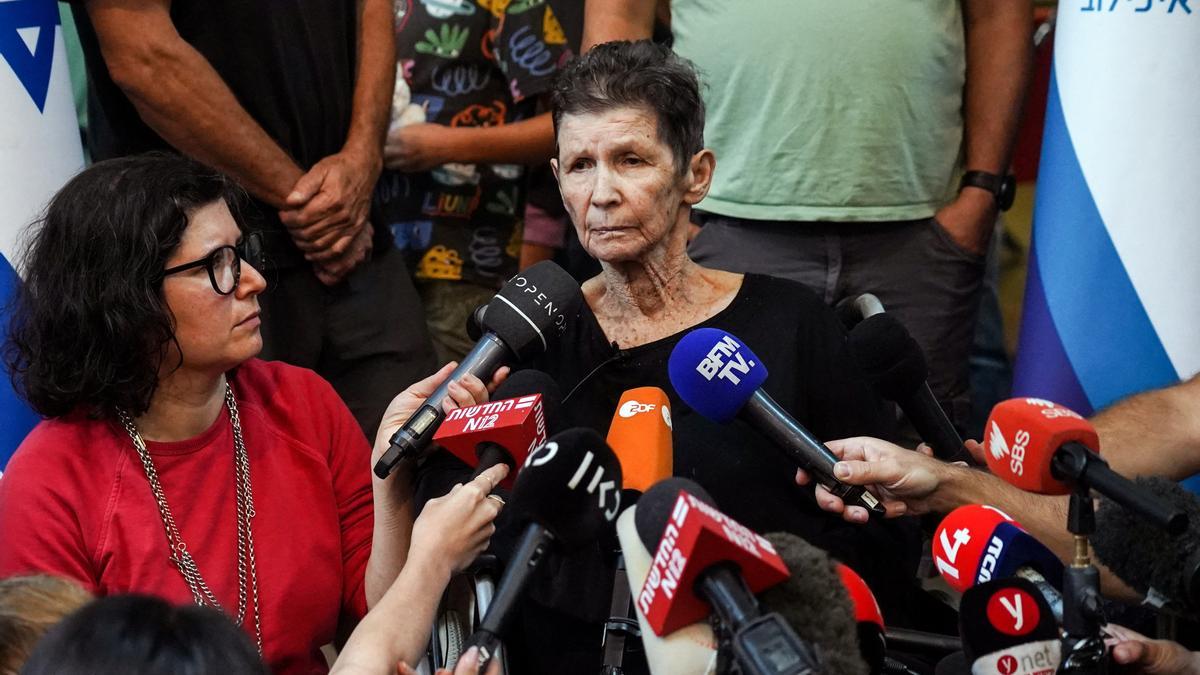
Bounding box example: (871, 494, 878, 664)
(230, 359, 359, 449)
(4, 414, 122, 478)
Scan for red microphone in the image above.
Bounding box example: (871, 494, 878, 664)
(837, 563, 887, 674)
(607, 386, 674, 497)
(434, 392, 547, 489)
(984, 398, 1186, 532)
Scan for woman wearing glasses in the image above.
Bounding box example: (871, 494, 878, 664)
(0, 153, 507, 673)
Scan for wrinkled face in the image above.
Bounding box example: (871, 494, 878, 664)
(553, 106, 697, 264)
(161, 200, 267, 377)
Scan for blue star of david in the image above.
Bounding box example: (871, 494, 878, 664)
(0, 0, 60, 113)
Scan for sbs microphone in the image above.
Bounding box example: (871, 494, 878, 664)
(931, 505, 1064, 623)
(759, 532, 871, 675)
(846, 313, 969, 464)
(667, 327, 885, 517)
(1092, 475, 1200, 615)
(375, 261, 582, 478)
(958, 578, 1061, 675)
(834, 293, 886, 331)
(635, 478, 820, 674)
(468, 427, 623, 668)
(433, 370, 563, 489)
(983, 398, 1187, 533)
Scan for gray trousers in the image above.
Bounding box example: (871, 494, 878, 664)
(689, 215, 986, 432)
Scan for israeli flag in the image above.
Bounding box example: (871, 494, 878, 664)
(1, 0, 84, 471)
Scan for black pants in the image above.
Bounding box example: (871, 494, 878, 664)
(258, 244, 437, 437)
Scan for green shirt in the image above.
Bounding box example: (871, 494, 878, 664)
(671, 0, 965, 222)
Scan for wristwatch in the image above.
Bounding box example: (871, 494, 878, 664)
(960, 170, 1016, 212)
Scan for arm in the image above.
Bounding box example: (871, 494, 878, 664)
(84, 0, 303, 208)
(384, 112, 556, 173)
(1091, 374, 1200, 480)
(581, 0, 655, 50)
(936, 0, 1033, 255)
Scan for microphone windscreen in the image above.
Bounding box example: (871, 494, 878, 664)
(607, 387, 674, 496)
(633, 477, 716, 552)
(846, 313, 928, 401)
(668, 328, 768, 423)
(958, 577, 1059, 665)
(1093, 475, 1200, 609)
(982, 398, 1098, 495)
(493, 369, 565, 434)
(760, 532, 869, 675)
(484, 261, 582, 360)
(510, 428, 623, 549)
(466, 302, 487, 342)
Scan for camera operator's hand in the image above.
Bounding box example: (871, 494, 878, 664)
(1105, 624, 1200, 674)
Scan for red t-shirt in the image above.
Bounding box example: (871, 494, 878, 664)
(0, 360, 374, 674)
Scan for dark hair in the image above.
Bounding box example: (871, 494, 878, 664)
(18, 595, 267, 675)
(3, 152, 245, 420)
(551, 40, 705, 173)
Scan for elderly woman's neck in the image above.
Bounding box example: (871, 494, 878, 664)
(135, 371, 228, 442)
(598, 253, 703, 315)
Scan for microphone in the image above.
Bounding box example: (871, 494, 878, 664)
(758, 532, 871, 675)
(958, 578, 1061, 675)
(836, 563, 888, 675)
(1092, 475, 1200, 615)
(667, 327, 885, 517)
(932, 505, 1064, 622)
(467, 427, 623, 668)
(374, 261, 582, 478)
(983, 398, 1187, 533)
(432, 370, 563, 489)
(846, 312, 969, 464)
(617, 504, 719, 675)
(634, 478, 821, 674)
(834, 293, 886, 331)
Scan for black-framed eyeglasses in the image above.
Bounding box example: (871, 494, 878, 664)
(161, 232, 264, 295)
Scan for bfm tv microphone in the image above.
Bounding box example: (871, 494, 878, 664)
(1093, 475, 1200, 616)
(758, 532, 872, 675)
(983, 398, 1187, 533)
(932, 505, 1064, 623)
(374, 261, 582, 478)
(667, 327, 885, 517)
(635, 478, 820, 675)
(846, 312, 970, 464)
(958, 577, 1061, 675)
(617, 504, 719, 675)
(835, 292, 886, 331)
(468, 427, 623, 670)
(433, 370, 563, 489)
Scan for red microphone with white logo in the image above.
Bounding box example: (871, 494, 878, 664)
(958, 577, 1061, 675)
(983, 398, 1186, 533)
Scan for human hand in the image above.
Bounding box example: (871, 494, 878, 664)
(796, 437, 962, 523)
(932, 188, 996, 257)
(312, 221, 374, 286)
(398, 646, 502, 675)
(410, 463, 508, 575)
(385, 122, 453, 173)
(1105, 624, 1200, 674)
(280, 148, 382, 258)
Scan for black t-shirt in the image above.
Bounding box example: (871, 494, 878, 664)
(480, 274, 922, 674)
(71, 0, 358, 261)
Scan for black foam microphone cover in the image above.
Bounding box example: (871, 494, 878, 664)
(466, 302, 487, 342)
(759, 532, 870, 675)
(1093, 475, 1200, 610)
(482, 261, 582, 360)
(509, 427, 623, 550)
(489, 369, 566, 435)
(958, 577, 1059, 664)
(633, 477, 717, 551)
(847, 313, 928, 401)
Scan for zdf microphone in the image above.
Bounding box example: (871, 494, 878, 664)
(668, 327, 885, 517)
(374, 261, 582, 478)
(607, 386, 674, 499)
(983, 398, 1186, 533)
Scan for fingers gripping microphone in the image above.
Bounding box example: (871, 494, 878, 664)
(634, 478, 820, 674)
(846, 313, 969, 464)
(959, 578, 1061, 675)
(668, 328, 885, 517)
(932, 505, 1065, 623)
(468, 428, 622, 669)
(374, 261, 582, 478)
(983, 398, 1187, 533)
(433, 370, 563, 489)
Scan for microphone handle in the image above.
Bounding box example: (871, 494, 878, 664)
(1054, 443, 1187, 534)
(471, 522, 555, 671)
(898, 383, 969, 464)
(744, 390, 885, 516)
(374, 333, 511, 478)
(471, 443, 515, 480)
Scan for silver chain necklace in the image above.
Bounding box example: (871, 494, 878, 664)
(117, 383, 262, 654)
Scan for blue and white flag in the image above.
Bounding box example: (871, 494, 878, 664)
(1, 0, 84, 471)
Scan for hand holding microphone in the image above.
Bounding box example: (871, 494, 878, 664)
(1104, 624, 1200, 674)
(410, 463, 509, 574)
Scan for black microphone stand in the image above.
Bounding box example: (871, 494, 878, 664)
(1058, 486, 1109, 674)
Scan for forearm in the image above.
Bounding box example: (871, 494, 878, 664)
(960, 0, 1033, 175)
(344, 0, 394, 164)
(364, 463, 418, 608)
(333, 553, 452, 674)
(1092, 375, 1200, 480)
(442, 113, 555, 166)
(582, 0, 655, 50)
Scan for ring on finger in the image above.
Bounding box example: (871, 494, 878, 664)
(486, 494, 506, 506)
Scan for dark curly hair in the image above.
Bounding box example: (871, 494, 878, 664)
(551, 40, 705, 174)
(3, 152, 246, 420)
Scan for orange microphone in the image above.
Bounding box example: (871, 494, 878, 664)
(606, 386, 675, 499)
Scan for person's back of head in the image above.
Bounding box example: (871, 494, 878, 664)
(18, 594, 267, 675)
(0, 575, 92, 675)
